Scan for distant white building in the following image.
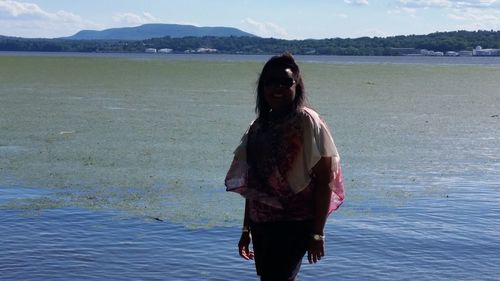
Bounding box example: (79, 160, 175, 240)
(145, 48, 157, 53)
(196, 48, 217, 53)
(158, 48, 173, 54)
(420, 49, 443, 56)
(473, 46, 499, 56)
(419, 46, 499, 57)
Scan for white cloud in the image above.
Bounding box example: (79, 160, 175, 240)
(0, 0, 101, 38)
(0, 0, 47, 18)
(241, 18, 289, 38)
(396, 0, 450, 8)
(392, 0, 500, 30)
(344, 0, 370, 5)
(447, 7, 500, 29)
(396, 0, 499, 9)
(112, 12, 160, 26)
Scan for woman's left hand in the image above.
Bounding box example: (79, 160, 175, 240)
(307, 239, 325, 264)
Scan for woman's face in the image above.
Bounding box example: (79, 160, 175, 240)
(262, 68, 296, 114)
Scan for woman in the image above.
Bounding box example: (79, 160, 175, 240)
(225, 53, 344, 281)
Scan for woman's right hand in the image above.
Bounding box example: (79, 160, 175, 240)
(238, 232, 254, 260)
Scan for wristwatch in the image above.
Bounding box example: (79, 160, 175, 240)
(312, 234, 325, 241)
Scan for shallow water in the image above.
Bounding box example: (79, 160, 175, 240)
(1, 54, 499, 280)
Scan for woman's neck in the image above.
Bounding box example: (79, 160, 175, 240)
(269, 107, 295, 120)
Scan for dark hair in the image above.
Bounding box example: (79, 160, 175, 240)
(255, 52, 307, 124)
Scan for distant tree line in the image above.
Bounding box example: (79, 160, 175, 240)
(1, 30, 499, 55)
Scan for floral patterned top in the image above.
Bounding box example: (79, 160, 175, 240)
(225, 107, 344, 223)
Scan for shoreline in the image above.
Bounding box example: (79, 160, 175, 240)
(2, 51, 500, 66)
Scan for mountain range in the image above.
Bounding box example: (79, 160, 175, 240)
(63, 24, 256, 40)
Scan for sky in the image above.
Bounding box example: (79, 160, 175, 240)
(1, 0, 500, 39)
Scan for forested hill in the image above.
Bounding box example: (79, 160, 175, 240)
(64, 24, 256, 40)
(1, 30, 499, 55)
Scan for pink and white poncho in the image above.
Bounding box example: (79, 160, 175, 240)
(225, 107, 344, 223)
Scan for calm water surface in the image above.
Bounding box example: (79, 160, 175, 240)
(0, 53, 499, 280)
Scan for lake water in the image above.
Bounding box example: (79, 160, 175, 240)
(0, 53, 499, 280)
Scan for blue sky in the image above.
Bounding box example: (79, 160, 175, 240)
(1, 0, 500, 39)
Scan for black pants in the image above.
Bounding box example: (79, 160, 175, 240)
(250, 220, 313, 281)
